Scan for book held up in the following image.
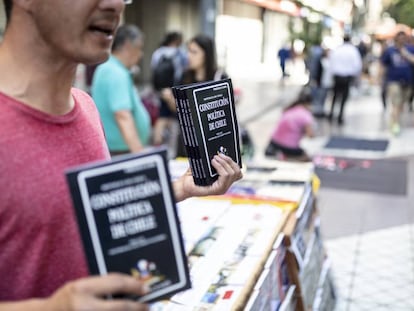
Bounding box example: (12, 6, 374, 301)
(172, 78, 242, 186)
(65, 147, 190, 303)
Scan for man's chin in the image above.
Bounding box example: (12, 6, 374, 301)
(79, 51, 111, 66)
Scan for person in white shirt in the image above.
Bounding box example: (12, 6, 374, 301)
(328, 35, 362, 124)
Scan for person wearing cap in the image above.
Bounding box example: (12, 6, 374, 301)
(265, 88, 316, 161)
(0, 0, 242, 309)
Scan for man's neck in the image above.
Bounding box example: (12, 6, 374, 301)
(113, 51, 130, 69)
(0, 26, 77, 115)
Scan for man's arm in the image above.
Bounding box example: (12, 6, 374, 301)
(160, 88, 177, 113)
(0, 274, 149, 311)
(0, 300, 46, 311)
(115, 110, 144, 153)
(304, 124, 315, 138)
(401, 47, 414, 63)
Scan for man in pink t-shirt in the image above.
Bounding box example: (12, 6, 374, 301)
(0, 0, 242, 310)
(266, 89, 315, 161)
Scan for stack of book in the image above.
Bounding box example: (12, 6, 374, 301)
(172, 79, 242, 186)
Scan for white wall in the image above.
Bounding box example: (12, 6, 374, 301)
(216, 15, 263, 78)
(263, 11, 290, 65)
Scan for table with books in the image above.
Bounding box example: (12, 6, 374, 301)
(66, 76, 336, 309)
(149, 159, 337, 310)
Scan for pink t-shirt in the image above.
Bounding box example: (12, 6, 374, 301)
(0, 88, 110, 300)
(271, 106, 313, 149)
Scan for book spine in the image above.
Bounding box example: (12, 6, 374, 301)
(184, 96, 207, 185)
(186, 89, 216, 186)
(175, 87, 203, 184)
(227, 79, 242, 168)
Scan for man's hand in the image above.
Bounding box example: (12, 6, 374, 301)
(173, 153, 243, 202)
(0, 274, 149, 311)
(45, 273, 149, 311)
(400, 47, 414, 64)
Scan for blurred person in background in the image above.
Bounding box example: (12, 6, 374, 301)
(306, 40, 323, 82)
(92, 24, 151, 156)
(181, 34, 228, 84)
(162, 34, 229, 157)
(378, 40, 391, 110)
(312, 48, 333, 118)
(381, 31, 414, 135)
(278, 43, 292, 79)
(306, 40, 324, 117)
(151, 31, 187, 158)
(265, 87, 316, 162)
(181, 34, 254, 160)
(406, 35, 414, 112)
(328, 35, 362, 125)
(0, 0, 242, 309)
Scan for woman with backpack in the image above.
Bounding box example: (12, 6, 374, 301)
(180, 34, 228, 84)
(161, 34, 229, 157)
(151, 32, 187, 158)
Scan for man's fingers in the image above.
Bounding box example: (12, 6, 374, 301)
(212, 154, 243, 180)
(74, 273, 149, 297)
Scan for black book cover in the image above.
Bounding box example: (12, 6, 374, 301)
(176, 79, 242, 185)
(65, 147, 190, 302)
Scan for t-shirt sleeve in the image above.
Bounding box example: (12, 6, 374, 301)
(105, 70, 132, 113)
(299, 108, 314, 128)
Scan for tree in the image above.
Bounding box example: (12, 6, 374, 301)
(386, 0, 414, 28)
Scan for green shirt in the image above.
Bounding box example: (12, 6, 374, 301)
(91, 56, 151, 151)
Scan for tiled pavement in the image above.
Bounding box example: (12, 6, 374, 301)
(325, 225, 414, 310)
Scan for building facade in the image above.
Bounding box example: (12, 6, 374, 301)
(0, 0, 358, 83)
(124, 0, 356, 82)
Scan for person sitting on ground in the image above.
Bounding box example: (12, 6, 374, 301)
(265, 88, 316, 161)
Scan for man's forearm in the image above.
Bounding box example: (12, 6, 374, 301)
(0, 299, 47, 311)
(401, 47, 414, 63)
(115, 110, 144, 153)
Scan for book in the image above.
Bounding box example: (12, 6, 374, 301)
(172, 78, 242, 186)
(65, 147, 190, 303)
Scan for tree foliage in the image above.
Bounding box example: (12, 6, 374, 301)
(386, 0, 414, 28)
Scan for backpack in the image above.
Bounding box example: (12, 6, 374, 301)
(140, 89, 160, 126)
(152, 55, 175, 90)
